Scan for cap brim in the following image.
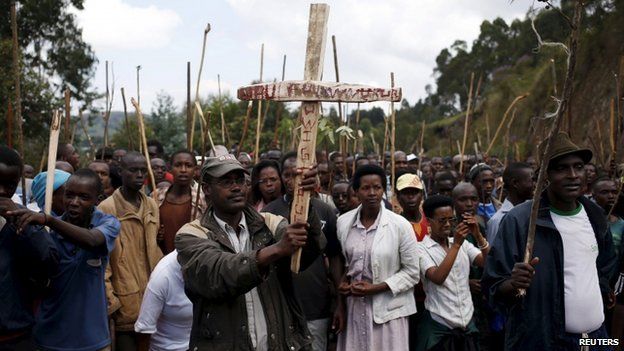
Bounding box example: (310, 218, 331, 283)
(550, 149, 593, 165)
(212, 164, 249, 178)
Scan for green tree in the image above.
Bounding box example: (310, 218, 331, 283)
(149, 92, 185, 155)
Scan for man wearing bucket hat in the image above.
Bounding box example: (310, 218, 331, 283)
(482, 132, 617, 350)
(175, 154, 326, 351)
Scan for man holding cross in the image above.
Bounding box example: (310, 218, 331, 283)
(175, 155, 326, 350)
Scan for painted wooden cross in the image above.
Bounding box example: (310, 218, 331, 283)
(237, 3, 401, 273)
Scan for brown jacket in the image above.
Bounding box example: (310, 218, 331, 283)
(98, 189, 163, 331)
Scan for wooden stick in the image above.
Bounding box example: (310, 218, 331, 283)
(459, 73, 475, 176)
(485, 93, 530, 155)
(11, 2, 26, 205)
(64, 88, 71, 143)
(131, 98, 158, 199)
(272, 55, 287, 148)
(136, 65, 141, 106)
(355, 103, 362, 154)
(520, 0, 584, 297)
(193, 106, 210, 219)
(102, 61, 111, 156)
(195, 101, 216, 153)
(189, 24, 211, 152)
(456, 140, 462, 155)
(485, 113, 491, 147)
(45, 110, 62, 215)
(382, 114, 389, 169)
(254, 43, 264, 163)
(38, 143, 47, 174)
(596, 117, 606, 168)
(6, 101, 13, 148)
(79, 110, 96, 159)
(120, 87, 134, 150)
(187, 62, 192, 149)
(390, 72, 397, 194)
(217, 74, 227, 145)
(238, 101, 253, 157)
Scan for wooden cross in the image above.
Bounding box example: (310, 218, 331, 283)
(237, 3, 401, 273)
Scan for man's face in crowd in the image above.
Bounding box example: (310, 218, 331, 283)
(431, 157, 444, 173)
(121, 155, 148, 191)
(171, 153, 195, 187)
(0, 163, 21, 198)
(421, 164, 433, 180)
(281, 157, 298, 196)
(593, 180, 618, 212)
(64, 176, 98, 224)
(435, 180, 455, 198)
(150, 158, 167, 184)
(333, 155, 345, 174)
(63, 144, 80, 170)
(318, 162, 330, 188)
(332, 183, 350, 214)
(473, 170, 495, 200)
(394, 152, 408, 172)
(113, 149, 127, 164)
(429, 206, 455, 241)
(347, 185, 361, 209)
(514, 167, 535, 201)
(367, 154, 379, 166)
(266, 150, 282, 162)
(204, 170, 248, 214)
(23, 165, 35, 179)
(547, 154, 586, 204)
(453, 185, 479, 215)
(237, 154, 252, 170)
(88, 162, 111, 188)
(147, 146, 159, 159)
(585, 164, 597, 185)
(397, 187, 423, 215)
(258, 166, 281, 203)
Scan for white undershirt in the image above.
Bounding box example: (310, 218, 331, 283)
(550, 204, 604, 333)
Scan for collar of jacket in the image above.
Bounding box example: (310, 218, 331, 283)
(535, 191, 608, 236)
(111, 188, 155, 221)
(345, 203, 390, 231)
(199, 205, 269, 252)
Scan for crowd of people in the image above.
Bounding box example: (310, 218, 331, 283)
(1, 132, 624, 351)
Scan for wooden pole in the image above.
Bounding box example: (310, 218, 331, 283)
(332, 34, 346, 174)
(520, 0, 584, 297)
(272, 55, 287, 148)
(131, 98, 158, 199)
(11, 2, 26, 205)
(44, 110, 62, 215)
(37, 143, 47, 174)
(102, 61, 111, 156)
(136, 65, 141, 106)
(485, 113, 491, 147)
(390, 72, 397, 195)
(79, 110, 96, 160)
(218, 74, 227, 145)
(459, 72, 475, 176)
(120, 87, 134, 151)
(195, 102, 216, 154)
(382, 114, 389, 169)
(485, 93, 530, 155)
(254, 43, 264, 163)
(189, 24, 211, 152)
(187, 62, 192, 149)
(6, 101, 13, 148)
(238, 101, 253, 157)
(64, 88, 71, 143)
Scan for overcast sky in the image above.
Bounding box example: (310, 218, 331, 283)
(73, 0, 531, 114)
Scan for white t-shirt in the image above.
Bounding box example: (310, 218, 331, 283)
(134, 251, 193, 351)
(550, 204, 604, 334)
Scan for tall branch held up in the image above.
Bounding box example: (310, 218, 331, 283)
(459, 72, 475, 176)
(11, 2, 26, 205)
(189, 24, 211, 152)
(519, 0, 584, 297)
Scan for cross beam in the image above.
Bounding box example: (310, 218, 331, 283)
(237, 3, 402, 273)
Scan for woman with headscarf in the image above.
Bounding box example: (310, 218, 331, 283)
(250, 160, 284, 211)
(29, 170, 72, 215)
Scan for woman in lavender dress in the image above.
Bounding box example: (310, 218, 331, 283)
(335, 165, 420, 351)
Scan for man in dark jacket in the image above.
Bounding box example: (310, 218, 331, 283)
(0, 146, 58, 350)
(175, 155, 326, 351)
(482, 132, 616, 351)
